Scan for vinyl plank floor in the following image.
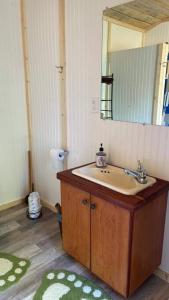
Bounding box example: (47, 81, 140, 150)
(0, 203, 169, 300)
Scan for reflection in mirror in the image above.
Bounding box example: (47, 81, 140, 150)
(100, 1, 169, 126)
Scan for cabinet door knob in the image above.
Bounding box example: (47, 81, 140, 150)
(81, 199, 88, 206)
(91, 203, 96, 210)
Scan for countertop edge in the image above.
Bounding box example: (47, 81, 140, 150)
(57, 163, 169, 211)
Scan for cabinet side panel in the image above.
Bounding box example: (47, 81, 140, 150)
(130, 192, 168, 295)
(91, 196, 130, 297)
(61, 182, 90, 268)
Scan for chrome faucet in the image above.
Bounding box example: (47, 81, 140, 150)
(124, 160, 147, 184)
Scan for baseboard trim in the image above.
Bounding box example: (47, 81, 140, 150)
(41, 199, 57, 213)
(0, 198, 25, 212)
(154, 268, 169, 283)
(0, 197, 57, 214)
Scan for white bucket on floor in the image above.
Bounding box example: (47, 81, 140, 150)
(28, 192, 41, 219)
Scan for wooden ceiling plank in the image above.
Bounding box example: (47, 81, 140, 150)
(109, 9, 153, 27)
(103, 15, 146, 33)
(112, 5, 160, 25)
(125, 0, 169, 19)
(137, 0, 169, 18)
(124, 2, 162, 23)
(154, 0, 169, 11)
(104, 9, 150, 30)
(162, 17, 169, 23)
(104, 0, 169, 32)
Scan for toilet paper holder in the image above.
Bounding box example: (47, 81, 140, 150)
(50, 148, 69, 161)
(59, 150, 68, 156)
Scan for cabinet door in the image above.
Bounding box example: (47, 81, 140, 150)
(61, 182, 90, 268)
(91, 196, 130, 297)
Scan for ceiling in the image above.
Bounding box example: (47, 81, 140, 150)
(103, 0, 169, 32)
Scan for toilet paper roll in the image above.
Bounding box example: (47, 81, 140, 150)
(50, 148, 66, 161)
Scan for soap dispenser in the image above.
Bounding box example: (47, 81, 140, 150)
(96, 143, 107, 168)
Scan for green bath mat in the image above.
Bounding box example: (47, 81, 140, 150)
(34, 269, 111, 300)
(0, 252, 30, 291)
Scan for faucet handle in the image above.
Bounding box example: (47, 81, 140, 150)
(137, 160, 147, 183)
(137, 160, 146, 174)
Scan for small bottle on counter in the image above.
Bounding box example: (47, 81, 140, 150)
(96, 143, 107, 168)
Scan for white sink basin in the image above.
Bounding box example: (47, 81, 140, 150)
(72, 163, 156, 195)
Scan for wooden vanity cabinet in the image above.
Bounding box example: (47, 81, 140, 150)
(58, 168, 169, 298)
(61, 182, 90, 268)
(61, 182, 131, 296)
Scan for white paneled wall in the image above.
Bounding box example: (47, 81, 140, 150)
(65, 0, 169, 272)
(0, 0, 28, 205)
(144, 21, 169, 46)
(24, 0, 64, 205)
(109, 22, 143, 52)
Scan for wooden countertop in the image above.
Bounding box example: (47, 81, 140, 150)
(57, 163, 169, 212)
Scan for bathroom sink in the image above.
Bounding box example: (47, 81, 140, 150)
(72, 163, 156, 195)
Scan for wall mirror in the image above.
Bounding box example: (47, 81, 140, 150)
(101, 0, 169, 126)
